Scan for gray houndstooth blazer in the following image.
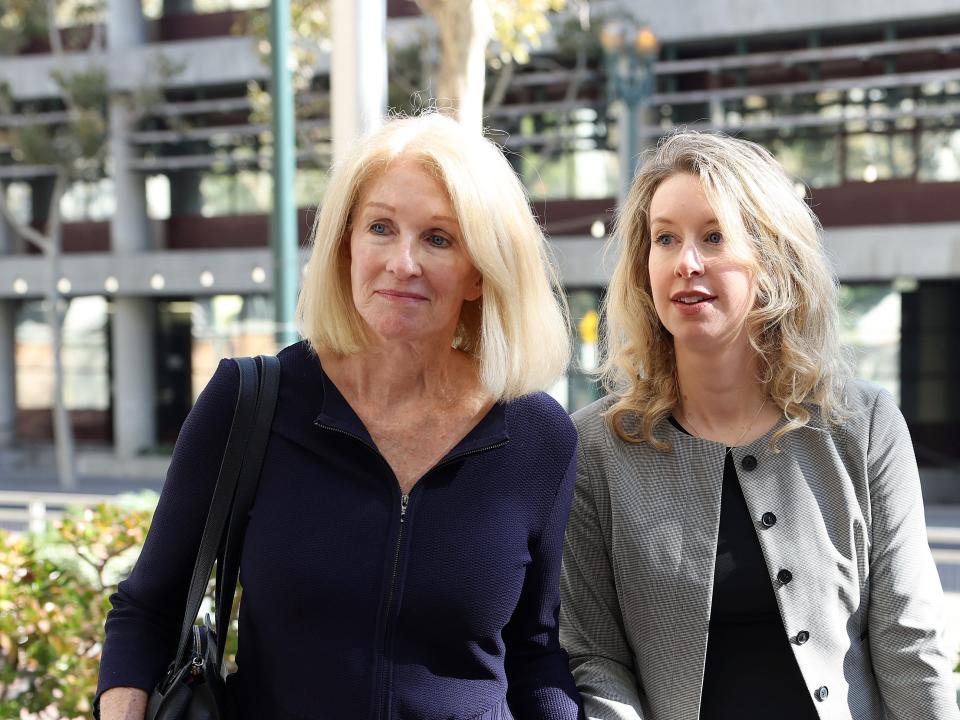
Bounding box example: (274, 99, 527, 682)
(561, 380, 959, 720)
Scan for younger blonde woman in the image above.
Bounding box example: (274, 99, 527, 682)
(561, 131, 959, 720)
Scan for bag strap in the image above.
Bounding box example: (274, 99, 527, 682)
(214, 354, 281, 665)
(171, 355, 278, 668)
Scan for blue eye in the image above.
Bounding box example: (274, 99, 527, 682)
(705, 231, 723, 244)
(653, 233, 674, 246)
(428, 234, 451, 248)
(370, 222, 388, 235)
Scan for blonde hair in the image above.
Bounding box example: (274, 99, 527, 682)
(602, 130, 850, 448)
(296, 112, 570, 400)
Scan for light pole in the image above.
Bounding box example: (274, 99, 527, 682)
(600, 18, 659, 201)
(270, 0, 298, 347)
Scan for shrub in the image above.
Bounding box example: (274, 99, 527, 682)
(0, 500, 152, 718)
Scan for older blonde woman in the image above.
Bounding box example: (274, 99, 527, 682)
(98, 113, 584, 720)
(561, 131, 959, 720)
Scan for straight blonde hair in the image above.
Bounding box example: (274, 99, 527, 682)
(602, 130, 850, 448)
(296, 113, 570, 400)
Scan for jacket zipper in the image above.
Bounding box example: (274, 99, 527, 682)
(376, 492, 409, 719)
(314, 419, 508, 719)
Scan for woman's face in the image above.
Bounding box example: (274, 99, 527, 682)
(347, 157, 482, 346)
(647, 173, 756, 354)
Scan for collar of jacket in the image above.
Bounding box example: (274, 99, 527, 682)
(271, 341, 510, 461)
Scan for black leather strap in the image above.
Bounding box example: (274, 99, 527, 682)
(215, 354, 281, 665)
(172, 355, 279, 669)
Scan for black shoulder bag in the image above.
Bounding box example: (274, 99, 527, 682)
(145, 355, 280, 720)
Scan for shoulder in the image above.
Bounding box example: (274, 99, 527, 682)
(843, 378, 895, 415)
(571, 395, 618, 450)
(187, 358, 241, 427)
(832, 379, 905, 440)
(810, 379, 910, 472)
(505, 391, 577, 451)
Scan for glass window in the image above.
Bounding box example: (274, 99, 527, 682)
(560, 288, 604, 413)
(15, 296, 110, 411)
(918, 129, 960, 182)
(200, 170, 272, 216)
(61, 178, 117, 221)
(768, 135, 841, 188)
(839, 284, 901, 403)
(190, 294, 276, 401)
(844, 132, 914, 182)
(512, 108, 615, 200)
(4, 182, 32, 227)
(147, 174, 172, 219)
(295, 167, 329, 209)
(522, 148, 618, 200)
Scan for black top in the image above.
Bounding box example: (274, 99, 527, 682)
(668, 417, 818, 719)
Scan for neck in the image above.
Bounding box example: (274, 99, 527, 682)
(324, 338, 476, 409)
(673, 338, 771, 444)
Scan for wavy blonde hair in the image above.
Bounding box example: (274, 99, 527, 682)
(296, 112, 570, 400)
(602, 130, 850, 448)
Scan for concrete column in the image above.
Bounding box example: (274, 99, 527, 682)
(0, 301, 16, 449)
(331, 0, 387, 163)
(107, 0, 146, 49)
(110, 103, 151, 250)
(110, 297, 157, 456)
(108, 0, 156, 457)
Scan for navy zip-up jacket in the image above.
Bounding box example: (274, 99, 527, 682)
(97, 341, 584, 720)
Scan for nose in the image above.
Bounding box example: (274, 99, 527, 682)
(386, 236, 421, 279)
(674, 241, 704, 278)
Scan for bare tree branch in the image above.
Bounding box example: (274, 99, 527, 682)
(486, 60, 515, 113)
(0, 189, 53, 254)
(46, 170, 67, 251)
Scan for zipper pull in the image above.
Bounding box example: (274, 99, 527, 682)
(400, 493, 409, 521)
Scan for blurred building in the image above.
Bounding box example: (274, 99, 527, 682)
(0, 0, 958, 493)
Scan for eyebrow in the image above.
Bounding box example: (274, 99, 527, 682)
(360, 201, 459, 225)
(649, 215, 719, 226)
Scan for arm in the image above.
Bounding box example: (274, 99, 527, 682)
(98, 687, 147, 720)
(503, 445, 586, 720)
(864, 389, 960, 720)
(560, 441, 646, 720)
(95, 360, 241, 711)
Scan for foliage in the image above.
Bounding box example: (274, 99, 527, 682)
(0, 497, 244, 718)
(489, 0, 568, 66)
(239, 0, 575, 118)
(0, 501, 152, 718)
(237, 1, 331, 101)
(0, 0, 48, 55)
(6, 66, 109, 179)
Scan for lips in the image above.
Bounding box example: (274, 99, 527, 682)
(670, 290, 716, 305)
(376, 289, 428, 301)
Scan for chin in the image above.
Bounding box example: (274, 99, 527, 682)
(671, 328, 723, 353)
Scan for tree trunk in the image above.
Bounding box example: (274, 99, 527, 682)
(0, 174, 77, 488)
(417, 0, 492, 134)
(44, 173, 76, 489)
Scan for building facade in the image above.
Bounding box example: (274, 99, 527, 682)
(1, 0, 958, 495)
